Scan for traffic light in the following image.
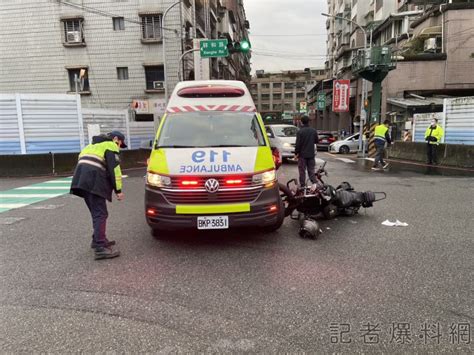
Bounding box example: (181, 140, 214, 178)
(228, 39, 251, 54)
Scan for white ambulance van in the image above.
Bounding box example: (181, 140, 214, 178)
(145, 80, 284, 234)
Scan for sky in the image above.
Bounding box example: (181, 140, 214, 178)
(245, 0, 328, 74)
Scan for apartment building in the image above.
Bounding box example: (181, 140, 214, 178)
(0, 0, 251, 121)
(249, 69, 326, 119)
(322, 0, 474, 137)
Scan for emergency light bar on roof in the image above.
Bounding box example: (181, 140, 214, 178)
(167, 105, 256, 113)
(177, 86, 245, 98)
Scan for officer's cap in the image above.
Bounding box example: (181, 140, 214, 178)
(108, 131, 128, 148)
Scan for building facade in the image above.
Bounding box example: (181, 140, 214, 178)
(249, 68, 326, 122)
(322, 0, 474, 138)
(0, 0, 251, 122)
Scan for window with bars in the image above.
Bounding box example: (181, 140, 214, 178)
(62, 19, 84, 44)
(145, 65, 165, 90)
(141, 15, 162, 41)
(67, 68, 90, 92)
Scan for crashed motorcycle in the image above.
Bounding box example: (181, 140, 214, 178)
(279, 162, 386, 239)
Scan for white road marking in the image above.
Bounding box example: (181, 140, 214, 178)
(316, 158, 325, 164)
(364, 158, 375, 162)
(0, 194, 64, 198)
(43, 180, 72, 184)
(27, 204, 65, 210)
(0, 203, 28, 209)
(336, 158, 356, 164)
(0, 217, 26, 225)
(15, 186, 70, 190)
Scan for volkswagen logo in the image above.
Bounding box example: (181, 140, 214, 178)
(205, 178, 220, 193)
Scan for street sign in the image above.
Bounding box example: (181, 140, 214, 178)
(200, 39, 228, 58)
(332, 79, 350, 112)
(317, 92, 326, 111)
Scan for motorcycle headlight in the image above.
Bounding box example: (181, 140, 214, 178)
(252, 169, 276, 185)
(147, 172, 171, 187)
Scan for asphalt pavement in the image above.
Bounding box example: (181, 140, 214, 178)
(0, 154, 473, 353)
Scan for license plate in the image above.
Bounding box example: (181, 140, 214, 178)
(197, 216, 229, 230)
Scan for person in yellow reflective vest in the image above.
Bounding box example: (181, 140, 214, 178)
(372, 120, 392, 170)
(424, 118, 444, 165)
(70, 131, 126, 260)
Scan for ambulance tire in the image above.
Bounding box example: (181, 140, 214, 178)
(262, 199, 285, 233)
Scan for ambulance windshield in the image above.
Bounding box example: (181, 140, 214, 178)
(156, 112, 266, 148)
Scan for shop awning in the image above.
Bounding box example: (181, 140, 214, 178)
(387, 97, 445, 109)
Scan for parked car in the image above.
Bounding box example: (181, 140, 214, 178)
(265, 124, 298, 159)
(265, 124, 318, 161)
(329, 133, 361, 154)
(316, 131, 337, 151)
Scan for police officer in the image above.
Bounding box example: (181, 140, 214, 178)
(372, 120, 392, 170)
(424, 118, 444, 165)
(70, 131, 126, 260)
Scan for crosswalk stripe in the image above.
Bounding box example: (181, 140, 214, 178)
(15, 186, 70, 190)
(43, 180, 72, 184)
(0, 203, 28, 209)
(0, 194, 64, 198)
(336, 158, 356, 164)
(0, 177, 72, 214)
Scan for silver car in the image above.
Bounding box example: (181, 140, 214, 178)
(265, 124, 317, 160)
(329, 133, 361, 154)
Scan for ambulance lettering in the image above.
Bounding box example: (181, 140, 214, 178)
(179, 150, 244, 174)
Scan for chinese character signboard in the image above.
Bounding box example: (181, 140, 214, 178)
(200, 39, 228, 58)
(317, 92, 326, 111)
(332, 80, 350, 112)
(132, 99, 149, 114)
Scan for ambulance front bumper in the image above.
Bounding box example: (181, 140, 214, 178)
(145, 184, 282, 230)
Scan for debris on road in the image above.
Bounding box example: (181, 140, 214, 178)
(381, 219, 409, 227)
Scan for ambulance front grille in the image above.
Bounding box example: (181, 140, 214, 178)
(162, 188, 261, 204)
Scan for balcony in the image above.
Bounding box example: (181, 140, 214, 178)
(352, 47, 396, 81)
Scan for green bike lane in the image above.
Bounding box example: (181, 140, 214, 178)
(0, 177, 72, 213)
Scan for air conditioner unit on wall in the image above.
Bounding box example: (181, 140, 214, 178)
(153, 81, 164, 90)
(66, 31, 80, 43)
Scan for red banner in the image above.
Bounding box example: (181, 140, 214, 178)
(332, 80, 350, 112)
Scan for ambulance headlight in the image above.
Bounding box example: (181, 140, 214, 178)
(252, 169, 276, 185)
(147, 172, 171, 187)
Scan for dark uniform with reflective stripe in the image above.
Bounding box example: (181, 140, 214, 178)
(71, 135, 123, 248)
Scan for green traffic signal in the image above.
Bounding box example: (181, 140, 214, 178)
(228, 39, 251, 54)
(239, 40, 250, 52)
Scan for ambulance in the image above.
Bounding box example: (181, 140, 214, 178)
(145, 80, 284, 234)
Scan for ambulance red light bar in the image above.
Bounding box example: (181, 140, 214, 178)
(177, 86, 245, 98)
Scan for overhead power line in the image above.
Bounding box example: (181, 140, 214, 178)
(250, 34, 327, 37)
(57, 0, 177, 32)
